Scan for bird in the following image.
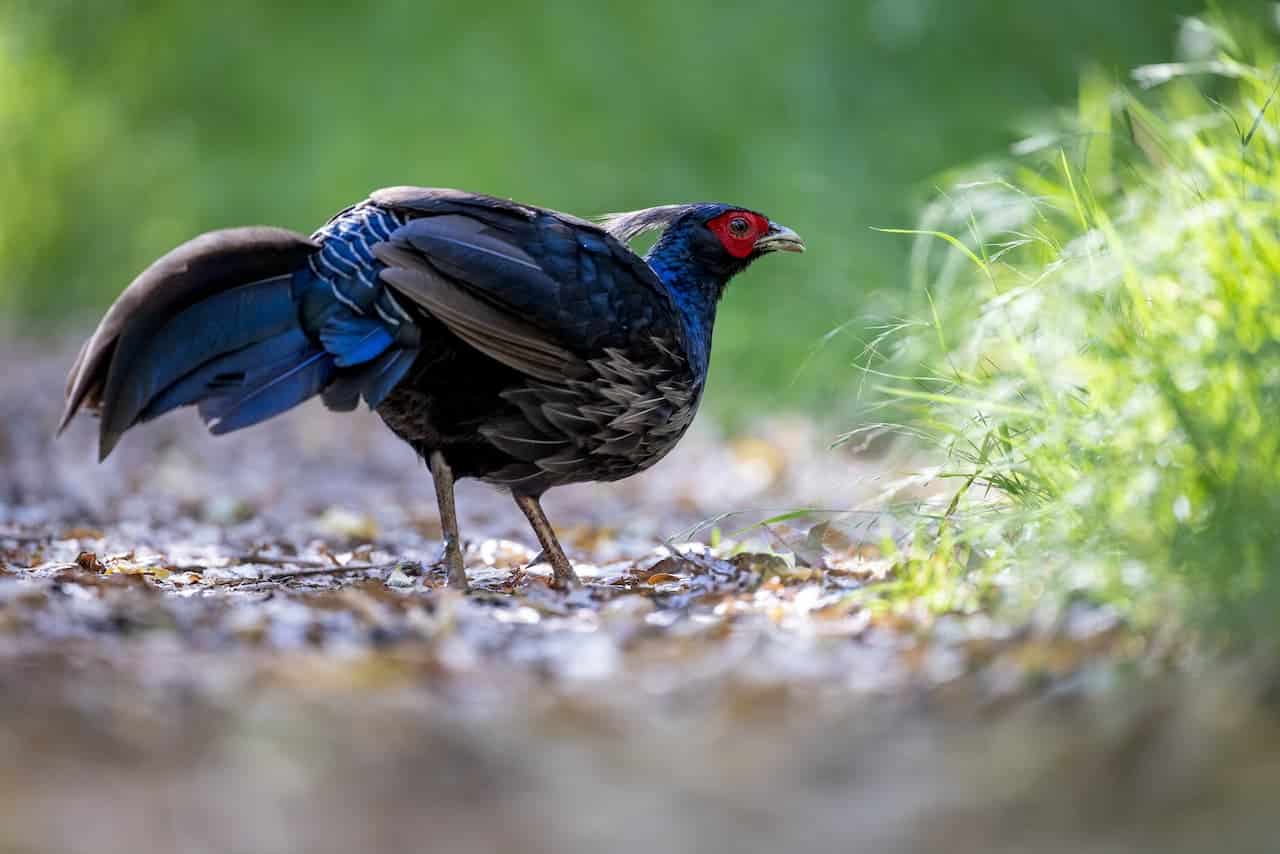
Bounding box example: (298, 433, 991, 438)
(59, 187, 805, 590)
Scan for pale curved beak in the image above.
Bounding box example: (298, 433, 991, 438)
(755, 221, 806, 253)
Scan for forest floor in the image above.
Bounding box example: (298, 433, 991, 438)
(1, 339, 1278, 854)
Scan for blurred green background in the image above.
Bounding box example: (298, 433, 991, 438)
(1, 0, 1209, 421)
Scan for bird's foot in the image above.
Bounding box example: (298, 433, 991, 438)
(440, 535, 469, 592)
(547, 554, 581, 591)
(525, 547, 580, 590)
(511, 493, 580, 590)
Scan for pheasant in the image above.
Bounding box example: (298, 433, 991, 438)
(59, 187, 805, 589)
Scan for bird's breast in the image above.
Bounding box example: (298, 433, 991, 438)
(473, 336, 703, 491)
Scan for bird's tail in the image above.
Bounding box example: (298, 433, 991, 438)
(60, 227, 336, 460)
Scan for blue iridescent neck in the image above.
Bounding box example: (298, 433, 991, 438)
(645, 240, 727, 376)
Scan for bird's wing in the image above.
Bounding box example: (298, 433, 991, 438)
(368, 188, 676, 382)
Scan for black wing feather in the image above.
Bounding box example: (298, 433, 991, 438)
(365, 189, 678, 384)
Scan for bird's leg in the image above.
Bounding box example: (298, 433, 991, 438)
(428, 451, 469, 591)
(513, 494, 580, 590)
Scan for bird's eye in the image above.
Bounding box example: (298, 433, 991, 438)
(728, 216, 751, 238)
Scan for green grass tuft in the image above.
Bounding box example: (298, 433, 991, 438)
(874, 11, 1280, 640)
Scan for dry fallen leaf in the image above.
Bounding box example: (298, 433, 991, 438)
(317, 507, 380, 541)
(75, 551, 106, 573)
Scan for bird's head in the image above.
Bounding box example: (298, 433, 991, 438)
(600, 202, 805, 285)
(600, 202, 804, 368)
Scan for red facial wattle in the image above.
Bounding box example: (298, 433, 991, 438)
(707, 210, 770, 259)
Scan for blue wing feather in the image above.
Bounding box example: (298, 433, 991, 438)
(87, 202, 435, 454)
(199, 334, 336, 434)
(319, 346, 416, 412)
(319, 313, 396, 367)
(140, 329, 313, 422)
(102, 276, 298, 441)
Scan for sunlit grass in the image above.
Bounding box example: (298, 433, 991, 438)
(872, 13, 1280, 640)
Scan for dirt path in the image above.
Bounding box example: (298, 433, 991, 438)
(1, 339, 1276, 854)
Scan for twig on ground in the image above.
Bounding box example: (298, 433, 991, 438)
(199, 559, 428, 587)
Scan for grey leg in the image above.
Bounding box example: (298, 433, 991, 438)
(429, 450, 468, 591)
(513, 493, 580, 589)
